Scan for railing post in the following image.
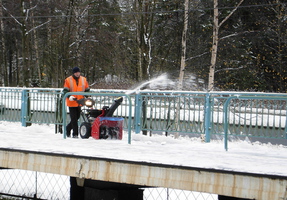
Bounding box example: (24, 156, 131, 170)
(285, 108, 287, 139)
(223, 97, 232, 151)
(134, 93, 142, 134)
(62, 93, 67, 139)
(204, 93, 211, 142)
(223, 96, 237, 151)
(21, 89, 28, 127)
(55, 91, 63, 134)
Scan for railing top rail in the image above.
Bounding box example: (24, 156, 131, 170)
(0, 87, 287, 96)
(134, 90, 287, 97)
(0, 87, 62, 91)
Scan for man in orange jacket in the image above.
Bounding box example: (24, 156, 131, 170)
(63, 67, 90, 138)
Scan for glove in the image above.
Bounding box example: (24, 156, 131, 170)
(69, 96, 76, 101)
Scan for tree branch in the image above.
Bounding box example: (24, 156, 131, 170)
(2, 5, 22, 26)
(218, 0, 244, 28)
(25, 20, 51, 35)
(25, 5, 37, 21)
(219, 30, 256, 40)
(215, 66, 245, 73)
(186, 52, 209, 61)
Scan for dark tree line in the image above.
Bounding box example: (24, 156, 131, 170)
(0, 0, 286, 92)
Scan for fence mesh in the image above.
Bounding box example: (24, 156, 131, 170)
(0, 169, 70, 200)
(143, 188, 218, 200)
(0, 169, 217, 200)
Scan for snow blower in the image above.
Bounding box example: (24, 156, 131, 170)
(76, 96, 124, 139)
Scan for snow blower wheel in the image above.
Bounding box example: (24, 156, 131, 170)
(79, 122, 91, 139)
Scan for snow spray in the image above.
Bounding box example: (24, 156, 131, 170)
(125, 73, 175, 95)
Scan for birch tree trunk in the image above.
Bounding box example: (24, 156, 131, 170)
(208, 0, 218, 91)
(20, 0, 29, 86)
(208, 0, 244, 91)
(177, 0, 189, 91)
(174, 0, 189, 138)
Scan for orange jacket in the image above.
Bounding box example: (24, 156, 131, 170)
(64, 75, 89, 107)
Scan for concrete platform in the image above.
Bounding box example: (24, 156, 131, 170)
(0, 148, 286, 200)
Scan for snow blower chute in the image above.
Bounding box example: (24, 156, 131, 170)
(77, 96, 124, 139)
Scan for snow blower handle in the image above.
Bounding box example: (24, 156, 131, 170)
(69, 96, 77, 101)
(104, 96, 123, 117)
(76, 98, 95, 107)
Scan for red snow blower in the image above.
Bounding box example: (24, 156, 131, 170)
(76, 96, 124, 140)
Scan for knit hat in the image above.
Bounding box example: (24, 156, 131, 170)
(72, 67, 80, 73)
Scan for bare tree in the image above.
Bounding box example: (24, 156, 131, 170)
(177, 0, 189, 91)
(208, 0, 244, 91)
(174, 0, 189, 138)
(134, 0, 155, 81)
(2, 1, 51, 86)
(0, 0, 7, 86)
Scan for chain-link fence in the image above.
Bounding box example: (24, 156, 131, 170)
(0, 169, 70, 200)
(143, 188, 217, 200)
(0, 169, 217, 200)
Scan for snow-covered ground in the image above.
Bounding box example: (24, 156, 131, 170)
(0, 121, 287, 177)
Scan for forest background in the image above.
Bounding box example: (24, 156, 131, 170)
(0, 0, 286, 92)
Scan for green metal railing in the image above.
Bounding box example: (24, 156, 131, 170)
(211, 93, 287, 141)
(0, 88, 22, 122)
(134, 91, 206, 137)
(0, 87, 286, 146)
(134, 91, 287, 143)
(223, 95, 287, 150)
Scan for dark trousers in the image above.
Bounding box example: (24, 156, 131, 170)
(66, 106, 81, 137)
